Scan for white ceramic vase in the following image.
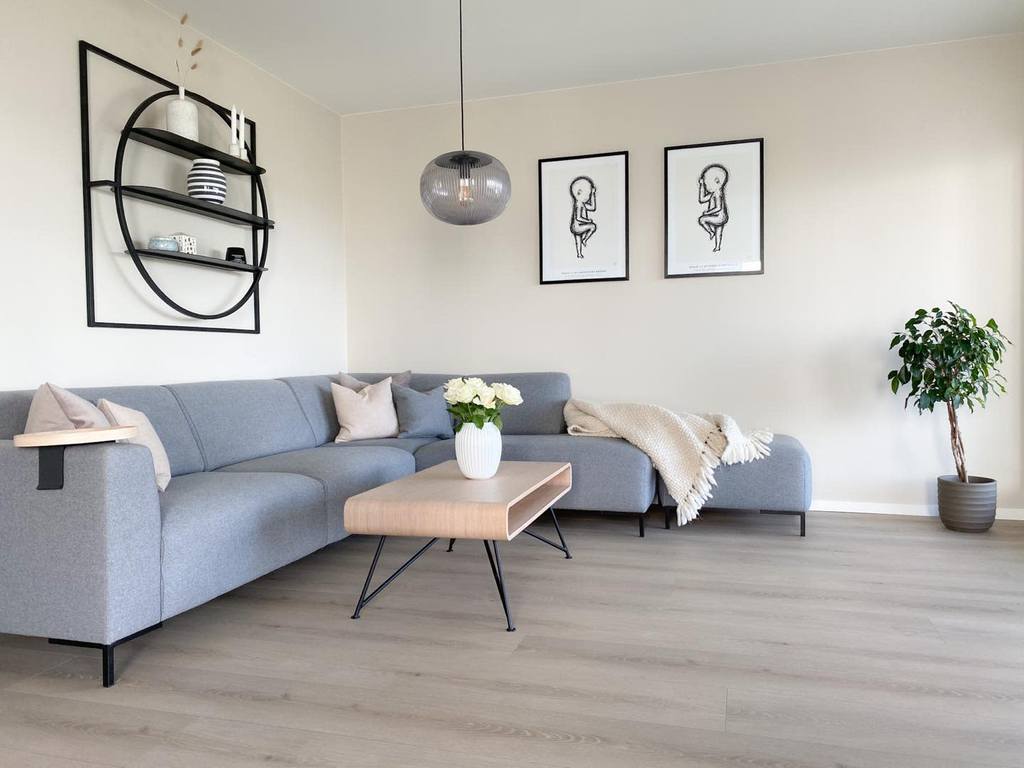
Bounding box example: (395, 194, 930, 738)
(455, 421, 502, 480)
(166, 86, 199, 141)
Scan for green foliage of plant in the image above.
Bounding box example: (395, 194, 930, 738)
(888, 302, 1009, 482)
(447, 401, 504, 433)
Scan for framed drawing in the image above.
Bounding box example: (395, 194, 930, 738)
(664, 138, 763, 278)
(539, 151, 628, 284)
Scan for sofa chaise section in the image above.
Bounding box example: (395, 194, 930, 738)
(657, 434, 812, 535)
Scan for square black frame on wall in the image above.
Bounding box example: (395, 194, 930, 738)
(664, 138, 763, 279)
(538, 150, 629, 285)
(79, 41, 271, 334)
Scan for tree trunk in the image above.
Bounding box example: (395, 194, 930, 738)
(946, 400, 967, 483)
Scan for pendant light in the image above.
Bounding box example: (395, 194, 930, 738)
(419, 0, 511, 225)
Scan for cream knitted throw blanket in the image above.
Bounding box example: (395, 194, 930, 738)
(564, 399, 773, 526)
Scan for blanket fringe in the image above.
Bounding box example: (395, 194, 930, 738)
(720, 428, 773, 465)
(670, 430, 725, 526)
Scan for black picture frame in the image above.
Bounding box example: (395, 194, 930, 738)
(538, 150, 629, 285)
(664, 138, 764, 279)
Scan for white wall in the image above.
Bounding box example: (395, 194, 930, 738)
(342, 35, 1024, 515)
(0, 0, 346, 388)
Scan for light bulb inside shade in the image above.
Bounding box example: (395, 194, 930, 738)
(458, 176, 473, 206)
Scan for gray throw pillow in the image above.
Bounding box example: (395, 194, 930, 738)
(337, 370, 412, 391)
(392, 383, 454, 439)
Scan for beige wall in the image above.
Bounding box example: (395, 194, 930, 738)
(343, 35, 1024, 516)
(0, 0, 345, 389)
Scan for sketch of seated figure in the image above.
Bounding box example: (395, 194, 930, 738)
(698, 164, 729, 252)
(569, 175, 597, 258)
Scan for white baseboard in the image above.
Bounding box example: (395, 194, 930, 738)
(811, 499, 1024, 521)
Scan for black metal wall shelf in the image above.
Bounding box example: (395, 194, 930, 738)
(80, 41, 271, 333)
(129, 127, 266, 176)
(127, 248, 268, 273)
(93, 181, 275, 228)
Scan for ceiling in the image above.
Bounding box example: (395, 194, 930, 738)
(150, 0, 1024, 115)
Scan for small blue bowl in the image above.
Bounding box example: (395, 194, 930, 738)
(148, 236, 180, 252)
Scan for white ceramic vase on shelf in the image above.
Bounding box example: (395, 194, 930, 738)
(166, 86, 198, 141)
(455, 421, 502, 480)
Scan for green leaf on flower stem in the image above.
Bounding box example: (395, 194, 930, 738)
(891, 377, 900, 394)
(493, 414, 503, 431)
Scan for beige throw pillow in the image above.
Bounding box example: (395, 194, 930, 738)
(332, 377, 399, 442)
(337, 370, 412, 392)
(25, 383, 109, 433)
(98, 400, 172, 492)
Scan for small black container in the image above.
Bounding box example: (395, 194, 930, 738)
(225, 246, 247, 265)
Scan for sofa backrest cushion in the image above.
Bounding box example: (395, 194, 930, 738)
(167, 380, 316, 469)
(75, 386, 205, 476)
(0, 385, 204, 477)
(352, 372, 570, 435)
(279, 375, 337, 445)
(0, 390, 37, 441)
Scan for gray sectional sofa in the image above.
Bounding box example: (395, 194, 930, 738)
(0, 371, 811, 686)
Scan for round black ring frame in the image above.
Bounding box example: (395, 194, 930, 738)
(112, 89, 269, 321)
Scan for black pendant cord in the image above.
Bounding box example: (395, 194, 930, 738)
(459, 0, 465, 152)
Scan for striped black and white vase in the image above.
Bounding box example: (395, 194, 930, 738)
(186, 158, 227, 205)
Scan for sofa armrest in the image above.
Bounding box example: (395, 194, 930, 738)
(0, 439, 162, 644)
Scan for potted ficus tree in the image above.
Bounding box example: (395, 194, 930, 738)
(888, 302, 1009, 532)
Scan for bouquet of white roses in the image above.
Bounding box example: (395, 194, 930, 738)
(444, 377, 523, 432)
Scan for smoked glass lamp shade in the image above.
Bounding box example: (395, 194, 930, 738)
(419, 150, 511, 225)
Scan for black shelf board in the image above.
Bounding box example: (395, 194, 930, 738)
(127, 248, 267, 273)
(95, 181, 274, 229)
(129, 127, 266, 175)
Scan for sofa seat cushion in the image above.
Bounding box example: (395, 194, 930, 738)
(160, 471, 326, 619)
(414, 435, 655, 514)
(220, 446, 416, 541)
(658, 434, 812, 512)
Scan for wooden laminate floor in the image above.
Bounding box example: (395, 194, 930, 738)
(1, 509, 1022, 767)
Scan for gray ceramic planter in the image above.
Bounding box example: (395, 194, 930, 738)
(937, 475, 996, 532)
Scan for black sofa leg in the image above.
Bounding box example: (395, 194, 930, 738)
(759, 510, 806, 537)
(102, 645, 115, 687)
(48, 621, 162, 688)
(664, 506, 671, 530)
(638, 515, 645, 538)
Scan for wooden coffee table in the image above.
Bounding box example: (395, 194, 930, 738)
(344, 460, 573, 631)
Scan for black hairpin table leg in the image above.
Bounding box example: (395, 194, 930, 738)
(351, 536, 438, 619)
(521, 508, 572, 558)
(484, 540, 515, 631)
